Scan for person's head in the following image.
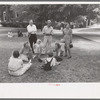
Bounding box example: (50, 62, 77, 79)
(55, 43, 61, 50)
(36, 39, 42, 44)
(60, 39, 65, 43)
(29, 20, 33, 26)
(48, 52, 53, 57)
(47, 20, 52, 27)
(24, 42, 29, 48)
(13, 50, 20, 58)
(64, 22, 70, 29)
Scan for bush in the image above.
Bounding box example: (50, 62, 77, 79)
(1, 21, 29, 28)
(1, 21, 43, 29)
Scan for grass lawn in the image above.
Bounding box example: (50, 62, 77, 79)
(0, 27, 26, 34)
(0, 27, 100, 82)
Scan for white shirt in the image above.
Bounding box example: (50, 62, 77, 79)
(42, 25, 54, 34)
(34, 43, 41, 53)
(45, 57, 57, 66)
(27, 24, 37, 34)
(8, 56, 23, 71)
(8, 32, 13, 38)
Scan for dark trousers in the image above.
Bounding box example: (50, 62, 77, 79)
(29, 34, 37, 53)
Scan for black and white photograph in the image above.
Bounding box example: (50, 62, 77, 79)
(0, 3, 100, 83)
(0, 1, 100, 98)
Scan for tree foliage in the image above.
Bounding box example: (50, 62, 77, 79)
(0, 4, 100, 28)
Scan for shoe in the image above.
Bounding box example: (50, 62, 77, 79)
(64, 55, 67, 57)
(67, 56, 72, 59)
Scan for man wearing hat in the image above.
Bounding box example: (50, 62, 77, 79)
(42, 20, 54, 53)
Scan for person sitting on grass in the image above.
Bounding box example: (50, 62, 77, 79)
(53, 41, 66, 61)
(53, 43, 62, 57)
(8, 31, 13, 38)
(59, 39, 66, 56)
(33, 39, 42, 58)
(20, 42, 34, 62)
(40, 52, 60, 70)
(18, 30, 23, 37)
(8, 50, 32, 76)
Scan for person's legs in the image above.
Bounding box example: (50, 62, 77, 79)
(55, 61, 60, 66)
(8, 62, 32, 76)
(17, 62, 32, 76)
(67, 45, 71, 58)
(20, 54, 29, 62)
(64, 44, 68, 57)
(36, 46, 41, 59)
(27, 52, 33, 60)
(33, 34, 37, 44)
(55, 56, 63, 62)
(43, 36, 48, 53)
(29, 34, 34, 52)
(48, 36, 52, 52)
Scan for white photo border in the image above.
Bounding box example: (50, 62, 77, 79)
(0, 1, 100, 99)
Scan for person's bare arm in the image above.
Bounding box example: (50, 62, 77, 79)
(62, 28, 65, 36)
(42, 26, 46, 35)
(19, 47, 23, 54)
(50, 27, 54, 35)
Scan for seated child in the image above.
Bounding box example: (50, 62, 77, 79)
(8, 32, 13, 38)
(41, 52, 60, 70)
(33, 39, 43, 61)
(33, 39, 45, 55)
(54, 39, 66, 56)
(59, 39, 66, 56)
(46, 52, 60, 66)
(53, 43, 61, 56)
(20, 42, 33, 62)
(18, 30, 23, 37)
(8, 50, 32, 76)
(34, 39, 42, 54)
(53, 43, 63, 62)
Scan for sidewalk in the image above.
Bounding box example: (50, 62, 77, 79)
(0, 27, 100, 43)
(73, 28, 100, 43)
(37, 28, 100, 43)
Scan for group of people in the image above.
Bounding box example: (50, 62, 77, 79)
(8, 19, 73, 76)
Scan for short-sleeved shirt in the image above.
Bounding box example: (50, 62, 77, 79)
(63, 28, 72, 44)
(42, 25, 54, 35)
(34, 43, 41, 53)
(27, 24, 37, 34)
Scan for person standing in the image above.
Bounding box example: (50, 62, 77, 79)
(42, 20, 54, 53)
(62, 23, 72, 59)
(27, 20, 37, 53)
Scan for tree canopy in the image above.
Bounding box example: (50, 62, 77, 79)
(0, 4, 100, 28)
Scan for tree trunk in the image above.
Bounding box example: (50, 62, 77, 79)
(87, 18, 90, 26)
